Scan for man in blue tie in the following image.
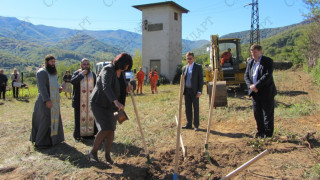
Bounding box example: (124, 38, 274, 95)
(182, 52, 203, 131)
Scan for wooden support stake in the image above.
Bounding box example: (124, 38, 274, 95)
(175, 115, 187, 159)
(221, 149, 269, 180)
(174, 75, 185, 180)
(205, 36, 219, 152)
(205, 69, 218, 149)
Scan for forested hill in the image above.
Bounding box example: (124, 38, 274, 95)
(0, 16, 209, 70)
(0, 16, 209, 54)
(0, 36, 98, 70)
(221, 20, 309, 44)
(250, 24, 308, 63)
(192, 21, 309, 62)
(0, 15, 308, 71)
(54, 34, 123, 58)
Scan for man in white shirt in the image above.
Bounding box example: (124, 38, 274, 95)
(182, 52, 203, 131)
(244, 45, 277, 138)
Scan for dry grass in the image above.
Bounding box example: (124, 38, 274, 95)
(0, 69, 320, 179)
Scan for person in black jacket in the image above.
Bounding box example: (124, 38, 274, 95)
(71, 58, 98, 141)
(182, 52, 203, 131)
(88, 53, 132, 165)
(244, 44, 277, 138)
(0, 69, 8, 100)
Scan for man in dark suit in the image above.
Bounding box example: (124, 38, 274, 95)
(182, 52, 203, 131)
(245, 44, 277, 138)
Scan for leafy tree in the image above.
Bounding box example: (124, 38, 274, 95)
(194, 54, 210, 66)
(56, 62, 82, 83)
(132, 49, 142, 72)
(304, 0, 320, 67)
(172, 64, 183, 84)
(238, 25, 309, 65)
(158, 74, 170, 85)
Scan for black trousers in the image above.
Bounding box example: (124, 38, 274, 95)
(184, 88, 200, 128)
(252, 93, 275, 137)
(12, 82, 19, 98)
(74, 107, 81, 139)
(0, 86, 5, 100)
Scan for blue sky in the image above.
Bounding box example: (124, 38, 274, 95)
(0, 0, 307, 40)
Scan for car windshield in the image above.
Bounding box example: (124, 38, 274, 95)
(125, 71, 134, 80)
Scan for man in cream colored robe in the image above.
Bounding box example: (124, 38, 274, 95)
(71, 58, 97, 141)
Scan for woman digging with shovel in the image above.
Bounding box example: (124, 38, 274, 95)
(88, 53, 133, 165)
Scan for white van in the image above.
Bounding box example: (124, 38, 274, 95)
(95, 61, 112, 76)
(95, 61, 136, 93)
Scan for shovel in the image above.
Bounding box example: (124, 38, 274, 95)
(173, 74, 185, 180)
(204, 69, 218, 163)
(129, 90, 151, 163)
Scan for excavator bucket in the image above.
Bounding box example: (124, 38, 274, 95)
(208, 81, 227, 107)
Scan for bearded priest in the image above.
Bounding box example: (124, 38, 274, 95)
(30, 54, 65, 149)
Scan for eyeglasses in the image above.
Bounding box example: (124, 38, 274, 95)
(187, 58, 193, 60)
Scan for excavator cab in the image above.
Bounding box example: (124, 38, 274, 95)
(217, 37, 246, 86)
(207, 35, 247, 107)
(210, 35, 246, 88)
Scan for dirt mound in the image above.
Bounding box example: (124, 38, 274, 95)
(147, 142, 266, 179)
(145, 131, 320, 180)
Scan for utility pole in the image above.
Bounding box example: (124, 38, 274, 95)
(245, 0, 260, 47)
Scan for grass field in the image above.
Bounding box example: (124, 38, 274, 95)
(0, 68, 320, 179)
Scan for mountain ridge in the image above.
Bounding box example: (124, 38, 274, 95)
(0, 16, 209, 53)
(0, 16, 308, 70)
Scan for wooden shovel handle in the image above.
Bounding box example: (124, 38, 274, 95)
(130, 90, 148, 154)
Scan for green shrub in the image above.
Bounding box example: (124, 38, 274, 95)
(158, 74, 170, 85)
(304, 163, 320, 179)
(172, 64, 182, 84)
(289, 100, 317, 116)
(311, 62, 320, 85)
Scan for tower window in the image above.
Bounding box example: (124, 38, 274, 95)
(174, 12, 178, 20)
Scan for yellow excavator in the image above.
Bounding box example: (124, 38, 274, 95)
(208, 35, 247, 107)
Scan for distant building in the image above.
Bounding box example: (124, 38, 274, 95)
(133, 1, 189, 82)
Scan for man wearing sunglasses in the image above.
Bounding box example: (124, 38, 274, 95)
(182, 52, 203, 131)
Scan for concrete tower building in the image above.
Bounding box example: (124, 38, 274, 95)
(133, 1, 189, 82)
